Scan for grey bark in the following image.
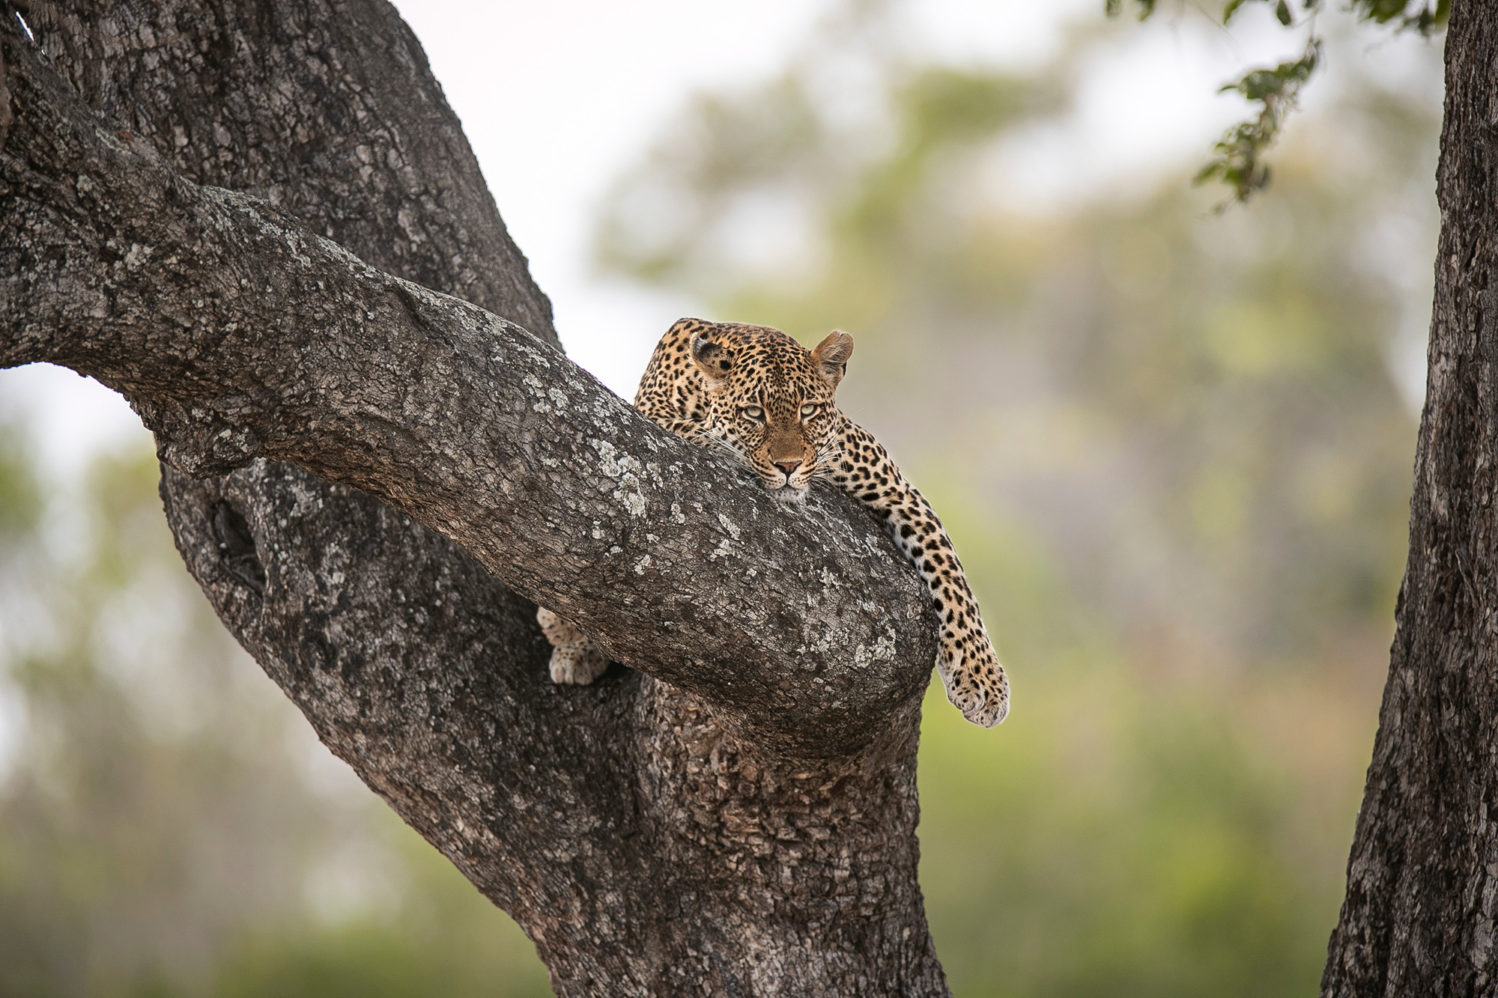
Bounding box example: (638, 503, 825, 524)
(1322, 1, 1498, 994)
(0, 3, 948, 996)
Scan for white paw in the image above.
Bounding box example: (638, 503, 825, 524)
(938, 651, 1010, 728)
(549, 646, 609, 685)
(959, 686, 1009, 728)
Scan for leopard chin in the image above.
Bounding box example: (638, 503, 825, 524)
(767, 480, 810, 503)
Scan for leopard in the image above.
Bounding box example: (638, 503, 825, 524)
(537, 317, 1010, 728)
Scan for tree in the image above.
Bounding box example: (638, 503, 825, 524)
(1320, 1, 1498, 993)
(0, 3, 949, 995)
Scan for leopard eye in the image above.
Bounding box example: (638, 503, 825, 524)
(799, 403, 820, 418)
(741, 405, 765, 421)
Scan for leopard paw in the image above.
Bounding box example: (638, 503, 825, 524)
(937, 646, 1010, 728)
(549, 644, 609, 686)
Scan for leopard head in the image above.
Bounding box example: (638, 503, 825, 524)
(691, 325, 853, 498)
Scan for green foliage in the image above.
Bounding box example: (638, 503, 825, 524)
(1223, 0, 1306, 26)
(1196, 40, 1321, 205)
(1121, 0, 1446, 33)
(0, 436, 40, 536)
(1108, 0, 1445, 204)
(199, 916, 549, 998)
(1103, 0, 1157, 19)
(1354, 0, 1448, 33)
(918, 667, 1355, 996)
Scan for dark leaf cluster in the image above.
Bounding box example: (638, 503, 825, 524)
(1105, 0, 1446, 203)
(1103, 0, 1158, 18)
(1353, 0, 1449, 34)
(1196, 40, 1321, 204)
(1223, 0, 1318, 26)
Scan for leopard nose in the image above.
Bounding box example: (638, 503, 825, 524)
(774, 459, 803, 476)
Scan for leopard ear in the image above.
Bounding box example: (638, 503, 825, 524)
(811, 331, 854, 388)
(692, 336, 734, 379)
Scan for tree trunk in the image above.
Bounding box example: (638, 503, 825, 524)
(0, 3, 949, 995)
(1322, 1, 1498, 994)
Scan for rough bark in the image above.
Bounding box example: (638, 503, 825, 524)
(0, 3, 948, 995)
(1322, 1, 1498, 994)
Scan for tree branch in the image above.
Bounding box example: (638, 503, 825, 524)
(0, 6, 954, 989)
(0, 17, 934, 757)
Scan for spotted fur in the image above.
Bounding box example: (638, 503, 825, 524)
(538, 318, 1010, 727)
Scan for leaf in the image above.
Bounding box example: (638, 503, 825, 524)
(1348, 0, 1450, 33)
(1104, 0, 1158, 19)
(1275, 0, 1294, 24)
(1196, 39, 1321, 206)
(1222, 0, 1258, 23)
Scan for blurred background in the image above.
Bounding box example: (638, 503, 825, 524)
(0, 0, 1440, 995)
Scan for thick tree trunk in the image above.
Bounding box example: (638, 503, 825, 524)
(1322, 1, 1498, 994)
(0, 3, 949, 995)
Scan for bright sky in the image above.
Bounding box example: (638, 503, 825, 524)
(395, 0, 1122, 393)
